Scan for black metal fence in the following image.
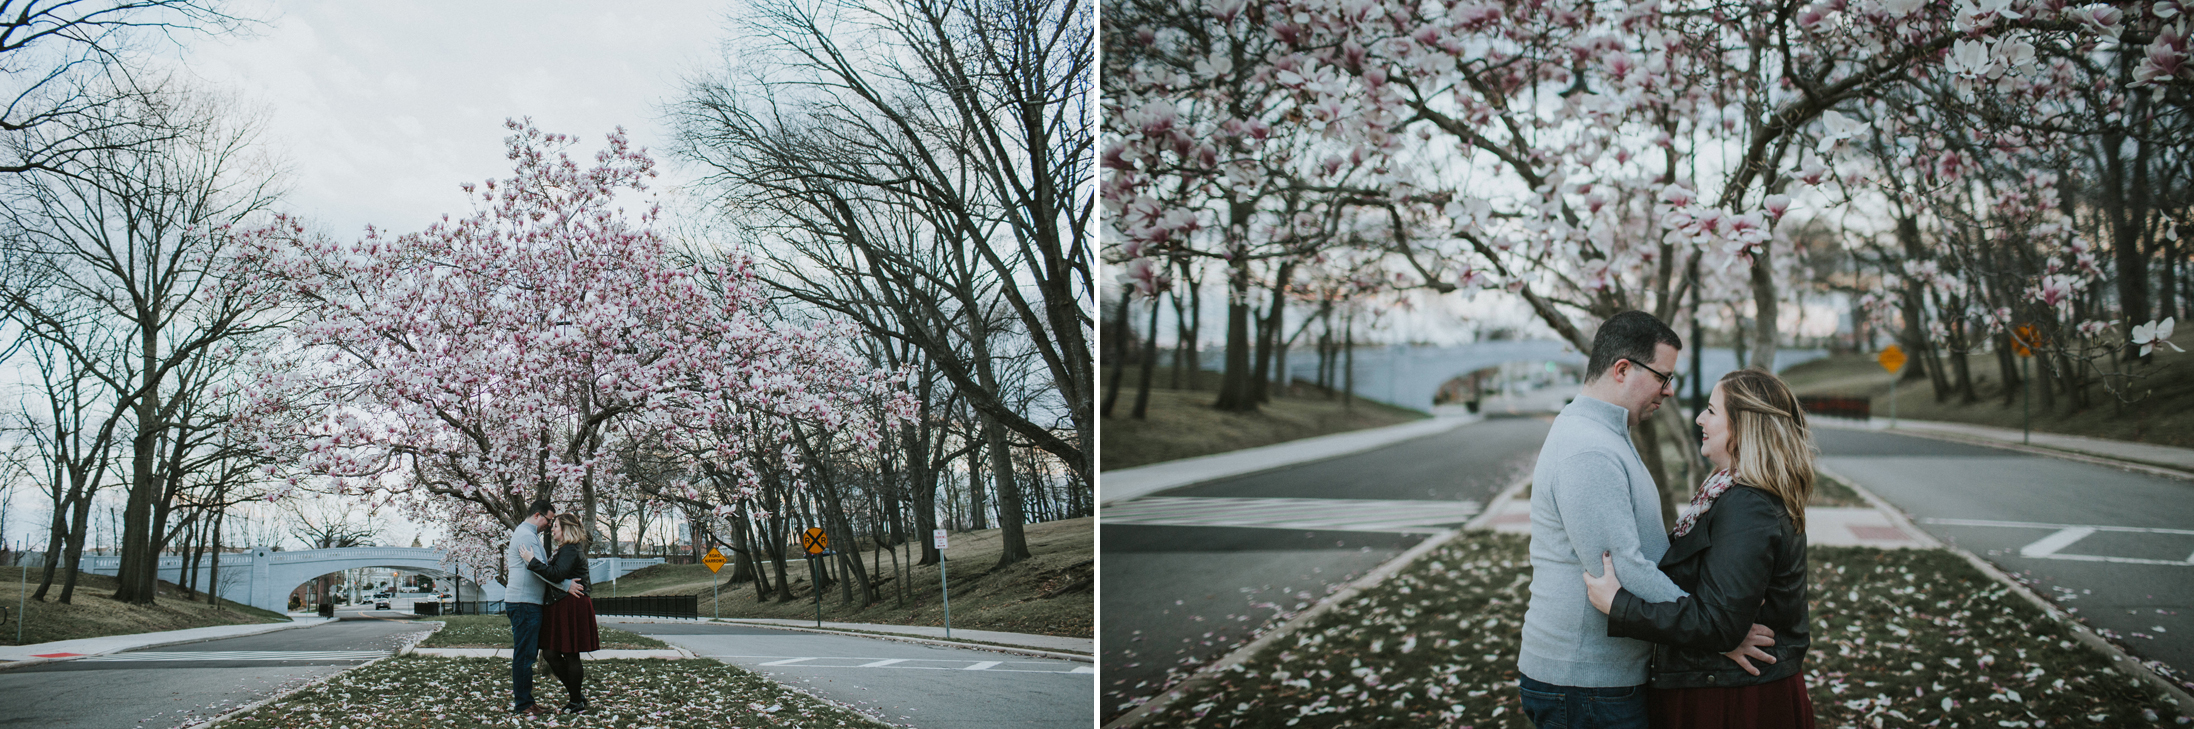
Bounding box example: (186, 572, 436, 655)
(425, 600, 504, 616)
(1797, 395, 1870, 420)
(592, 595, 698, 619)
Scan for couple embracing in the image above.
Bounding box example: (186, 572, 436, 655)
(1520, 311, 1818, 728)
(505, 500, 604, 716)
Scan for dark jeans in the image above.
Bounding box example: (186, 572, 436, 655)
(1518, 675, 1648, 729)
(507, 602, 543, 709)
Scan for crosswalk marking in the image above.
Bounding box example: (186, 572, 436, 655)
(1102, 497, 1480, 534)
(759, 657, 817, 666)
(83, 650, 387, 662)
(964, 661, 1002, 671)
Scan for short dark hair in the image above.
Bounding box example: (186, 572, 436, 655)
(529, 499, 555, 518)
(1584, 311, 1683, 383)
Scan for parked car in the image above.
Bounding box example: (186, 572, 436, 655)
(374, 599, 390, 610)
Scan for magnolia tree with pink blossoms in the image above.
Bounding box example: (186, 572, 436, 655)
(232, 121, 908, 577)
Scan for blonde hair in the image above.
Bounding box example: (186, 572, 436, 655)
(553, 513, 589, 548)
(1718, 368, 1815, 532)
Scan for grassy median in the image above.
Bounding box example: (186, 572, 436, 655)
(1129, 532, 2188, 728)
(212, 654, 888, 729)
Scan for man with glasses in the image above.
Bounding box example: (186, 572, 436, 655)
(1514, 311, 1769, 728)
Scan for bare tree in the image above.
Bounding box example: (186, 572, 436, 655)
(0, 81, 285, 604)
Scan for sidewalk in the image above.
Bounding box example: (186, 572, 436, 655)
(1815, 416, 2194, 476)
(1100, 414, 1480, 504)
(0, 617, 331, 670)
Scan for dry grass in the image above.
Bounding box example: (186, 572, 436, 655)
(1779, 346, 2194, 449)
(0, 565, 290, 646)
(1100, 385, 1430, 471)
(601, 517, 1092, 638)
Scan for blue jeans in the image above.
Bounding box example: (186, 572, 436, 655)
(1518, 675, 1648, 729)
(507, 602, 543, 709)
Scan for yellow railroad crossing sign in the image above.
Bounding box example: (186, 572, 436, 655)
(1878, 345, 1907, 374)
(2011, 324, 2041, 357)
(702, 547, 726, 574)
(801, 527, 829, 555)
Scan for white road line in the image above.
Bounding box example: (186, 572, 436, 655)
(82, 651, 387, 662)
(759, 657, 817, 666)
(1920, 518, 2194, 536)
(2020, 527, 2098, 558)
(1102, 497, 1481, 533)
(859, 659, 909, 667)
(963, 661, 1003, 671)
(1071, 665, 1095, 674)
(2012, 553, 2194, 567)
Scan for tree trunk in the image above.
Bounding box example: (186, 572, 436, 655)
(1633, 414, 1679, 527)
(1746, 248, 1779, 370)
(1101, 288, 1132, 417)
(987, 417, 1032, 567)
(1214, 253, 1258, 412)
(1132, 295, 1162, 418)
(1250, 262, 1294, 403)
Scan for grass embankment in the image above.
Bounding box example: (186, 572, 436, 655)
(417, 615, 669, 650)
(1779, 343, 2194, 449)
(604, 517, 1091, 639)
(211, 654, 888, 729)
(1101, 373, 1431, 471)
(0, 565, 289, 646)
(1128, 532, 2187, 728)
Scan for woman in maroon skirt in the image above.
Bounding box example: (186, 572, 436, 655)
(522, 513, 600, 714)
(1582, 369, 1818, 728)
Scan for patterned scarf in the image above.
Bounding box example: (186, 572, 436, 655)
(1671, 469, 1736, 538)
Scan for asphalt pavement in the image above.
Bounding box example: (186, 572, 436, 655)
(1100, 415, 1551, 721)
(1816, 427, 2194, 685)
(613, 620, 1093, 728)
(0, 616, 431, 728)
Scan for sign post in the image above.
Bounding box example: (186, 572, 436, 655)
(935, 529, 951, 639)
(2012, 325, 2040, 444)
(702, 548, 726, 620)
(803, 528, 829, 628)
(1877, 345, 1907, 428)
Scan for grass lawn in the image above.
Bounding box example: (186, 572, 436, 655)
(602, 517, 1091, 639)
(1124, 532, 2189, 728)
(0, 565, 290, 646)
(210, 654, 889, 729)
(1779, 345, 2194, 449)
(417, 615, 669, 650)
(1100, 382, 1430, 471)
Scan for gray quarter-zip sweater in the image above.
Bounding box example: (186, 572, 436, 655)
(1518, 395, 1689, 687)
(505, 521, 551, 605)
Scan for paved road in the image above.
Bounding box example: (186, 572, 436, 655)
(0, 616, 430, 728)
(1100, 415, 1551, 722)
(1817, 428, 2194, 683)
(614, 620, 1092, 728)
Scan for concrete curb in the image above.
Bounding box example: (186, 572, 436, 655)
(1821, 466, 2194, 712)
(0, 616, 331, 673)
(1103, 472, 1532, 729)
(705, 620, 1092, 663)
(178, 651, 400, 729)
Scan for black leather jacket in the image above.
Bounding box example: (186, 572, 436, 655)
(1607, 484, 1810, 689)
(527, 543, 590, 607)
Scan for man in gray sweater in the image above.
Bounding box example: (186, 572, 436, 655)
(1516, 311, 1767, 728)
(507, 499, 584, 715)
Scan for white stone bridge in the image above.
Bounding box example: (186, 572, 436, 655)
(79, 546, 662, 614)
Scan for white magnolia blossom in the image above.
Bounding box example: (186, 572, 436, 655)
(2132, 318, 2183, 356)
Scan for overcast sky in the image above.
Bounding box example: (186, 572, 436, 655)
(175, 0, 733, 237)
(1, 1, 746, 552)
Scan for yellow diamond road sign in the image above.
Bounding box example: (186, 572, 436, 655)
(702, 547, 726, 574)
(2011, 324, 2041, 357)
(1878, 345, 1907, 374)
(802, 527, 829, 555)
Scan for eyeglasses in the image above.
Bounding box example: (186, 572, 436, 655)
(1622, 357, 1681, 391)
